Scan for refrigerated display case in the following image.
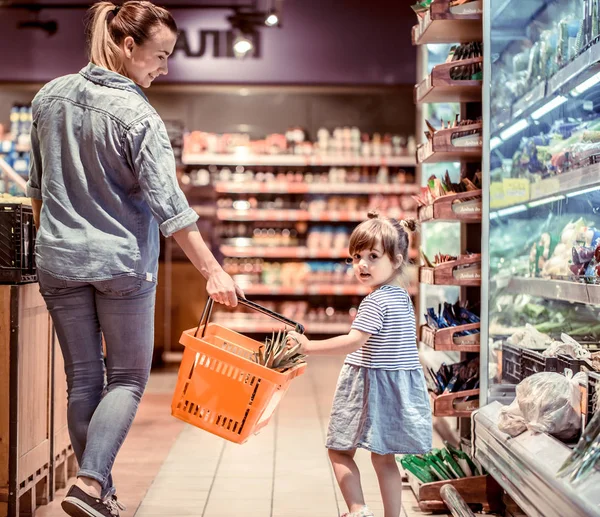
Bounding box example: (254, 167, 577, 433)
(478, 1, 600, 515)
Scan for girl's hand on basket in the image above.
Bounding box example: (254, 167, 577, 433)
(207, 270, 244, 307)
(287, 331, 310, 354)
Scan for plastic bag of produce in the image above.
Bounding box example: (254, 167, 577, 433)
(498, 372, 585, 440)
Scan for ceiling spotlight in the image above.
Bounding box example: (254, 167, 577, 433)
(265, 12, 279, 26)
(233, 33, 254, 58)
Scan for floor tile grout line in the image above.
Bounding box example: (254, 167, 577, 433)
(270, 410, 279, 517)
(309, 369, 341, 516)
(201, 438, 227, 517)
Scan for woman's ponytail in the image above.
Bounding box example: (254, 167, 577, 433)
(87, 2, 125, 74)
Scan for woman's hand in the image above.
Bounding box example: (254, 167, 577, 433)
(206, 269, 244, 307)
(287, 331, 310, 354)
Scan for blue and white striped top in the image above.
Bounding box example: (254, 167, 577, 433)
(347, 284, 421, 370)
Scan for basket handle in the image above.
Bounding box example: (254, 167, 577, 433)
(195, 297, 305, 338)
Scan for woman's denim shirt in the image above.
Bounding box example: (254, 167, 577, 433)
(26, 63, 198, 282)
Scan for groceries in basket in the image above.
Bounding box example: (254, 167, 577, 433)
(253, 329, 307, 373)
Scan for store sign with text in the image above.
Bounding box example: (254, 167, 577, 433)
(175, 29, 262, 59)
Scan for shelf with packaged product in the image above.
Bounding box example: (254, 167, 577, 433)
(420, 322, 480, 352)
(415, 57, 483, 105)
(504, 276, 600, 306)
(419, 254, 482, 286)
(417, 122, 482, 164)
(183, 153, 416, 168)
(411, 0, 483, 46)
(418, 190, 482, 222)
(217, 208, 418, 223)
(214, 181, 420, 195)
(220, 245, 419, 260)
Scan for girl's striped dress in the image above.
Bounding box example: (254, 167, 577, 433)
(326, 284, 432, 455)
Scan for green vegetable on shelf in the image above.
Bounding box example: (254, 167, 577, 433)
(442, 448, 466, 478)
(444, 441, 480, 476)
(399, 457, 436, 484)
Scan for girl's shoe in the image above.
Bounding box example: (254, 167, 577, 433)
(341, 506, 375, 517)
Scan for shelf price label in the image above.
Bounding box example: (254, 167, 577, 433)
(502, 178, 530, 205)
(489, 182, 506, 209)
(530, 178, 560, 200)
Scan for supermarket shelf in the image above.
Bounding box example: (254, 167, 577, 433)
(240, 284, 418, 297)
(411, 0, 482, 45)
(420, 323, 480, 353)
(183, 153, 417, 167)
(417, 123, 482, 164)
(419, 254, 482, 286)
(429, 389, 479, 418)
(222, 245, 419, 260)
(474, 402, 600, 517)
(0, 157, 27, 193)
(211, 317, 351, 334)
(418, 191, 482, 223)
(506, 276, 597, 305)
(415, 58, 482, 105)
(217, 208, 417, 222)
(214, 182, 420, 195)
(490, 163, 600, 214)
(492, 40, 600, 137)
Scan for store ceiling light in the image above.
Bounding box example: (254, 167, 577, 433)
(565, 185, 600, 198)
(571, 71, 600, 96)
(233, 33, 254, 58)
(531, 95, 568, 120)
(499, 119, 529, 141)
(265, 12, 279, 26)
(527, 194, 566, 208)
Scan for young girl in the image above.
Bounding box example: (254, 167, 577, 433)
(288, 211, 432, 517)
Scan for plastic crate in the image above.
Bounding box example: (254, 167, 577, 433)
(501, 342, 523, 384)
(521, 349, 558, 379)
(0, 203, 36, 284)
(587, 371, 600, 419)
(556, 354, 584, 377)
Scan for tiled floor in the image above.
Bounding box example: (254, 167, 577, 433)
(38, 356, 459, 517)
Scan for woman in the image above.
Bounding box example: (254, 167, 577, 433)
(26, 2, 242, 516)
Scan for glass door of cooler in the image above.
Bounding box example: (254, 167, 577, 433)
(483, 0, 600, 404)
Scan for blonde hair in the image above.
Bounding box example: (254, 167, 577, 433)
(87, 1, 177, 76)
(349, 210, 417, 272)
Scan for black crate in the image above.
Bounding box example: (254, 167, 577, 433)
(589, 372, 600, 420)
(502, 342, 523, 384)
(0, 203, 36, 284)
(557, 354, 585, 376)
(521, 349, 557, 379)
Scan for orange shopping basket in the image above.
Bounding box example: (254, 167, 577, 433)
(171, 297, 307, 444)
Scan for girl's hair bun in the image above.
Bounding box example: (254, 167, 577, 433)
(400, 219, 418, 232)
(367, 210, 380, 219)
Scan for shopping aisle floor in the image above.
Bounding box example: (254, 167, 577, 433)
(39, 356, 454, 517)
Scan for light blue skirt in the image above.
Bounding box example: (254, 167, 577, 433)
(326, 364, 433, 455)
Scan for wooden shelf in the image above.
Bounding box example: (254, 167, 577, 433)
(506, 276, 600, 305)
(217, 208, 417, 222)
(415, 58, 482, 105)
(406, 472, 501, 513)
(417, 123, 482, 164)
(430, 389, 480, 418)
(420, 254, 481, 286)
(411, 0, 483, 46)
(418, 190, 482, 223)
(420, 323, 480, 352)
(214, 182, 420, 195)
(183, 153, 416, 167)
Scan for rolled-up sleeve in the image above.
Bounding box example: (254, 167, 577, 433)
(26, 123, 43, 200)
(125, 115, 198, 237)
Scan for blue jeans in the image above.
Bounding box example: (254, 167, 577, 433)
(38, 269, 156, 496)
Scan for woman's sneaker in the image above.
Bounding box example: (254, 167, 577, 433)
(61, 485, 125, 517)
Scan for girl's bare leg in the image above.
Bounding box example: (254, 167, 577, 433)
(371, 453, 402, 517)
(328, 449, 366, 513)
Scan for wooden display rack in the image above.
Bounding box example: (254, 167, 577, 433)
(415, 57, 483, 104)
(411, 0, 483, 45)
(419, 254, 481, 286)
(406, 472, 502, 513)
(421, 323, 480, 352)
(418, 190, 482, 222)
(430, 389, 480, 418)
(417, 123, 482, 164)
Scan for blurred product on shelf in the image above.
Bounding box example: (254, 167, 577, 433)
(446, 42, 483, 80)
(0, 104, 32, 185)
(182, 165, 414, 188)
(413, 170, 481, 207)
(491, 0, 600, 122)
(411, 0, 479, 18)
(184, 126, 416, 158)
(424, 357, 480, 412)
(400, 443, 480, 483)
(424, 115, 482, 145)
(424, 301, 480, 336)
